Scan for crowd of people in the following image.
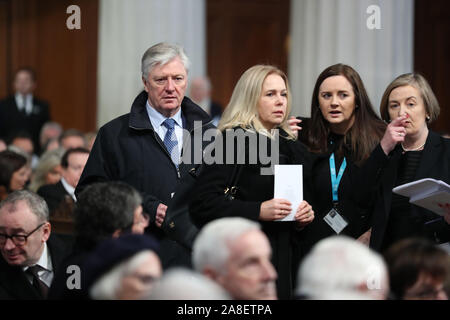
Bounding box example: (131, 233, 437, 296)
(0, 42, 449, 300)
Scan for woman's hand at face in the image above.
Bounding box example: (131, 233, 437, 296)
(260, 198, 292, 221)
(295, 200, 314, 227)
(380, 115, 408, 155)
(288, 116, 302, 138)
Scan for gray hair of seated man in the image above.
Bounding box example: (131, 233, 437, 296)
(296, 235, 389, 300)
(0, 190, 49, 223)
(146, 268, 231, 300)
(192, 217, 261, 275)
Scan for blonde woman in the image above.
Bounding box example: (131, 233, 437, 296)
(29, 148, 64, 192)
(190, 65, 314, 299)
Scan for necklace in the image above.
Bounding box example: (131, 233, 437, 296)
(401, 142, 425, 152)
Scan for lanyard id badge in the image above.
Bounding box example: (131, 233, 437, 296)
(323, 153, 348, 234)
(324, 207, 348, 234)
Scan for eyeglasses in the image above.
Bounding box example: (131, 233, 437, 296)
(0, 223, 45, 247)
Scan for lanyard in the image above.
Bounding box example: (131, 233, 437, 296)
(329, 153, 347, 203)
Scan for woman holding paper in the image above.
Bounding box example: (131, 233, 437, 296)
(292, 64, 386, 255)
(189, 65, 314, 299)
(369, 73, 450, 251)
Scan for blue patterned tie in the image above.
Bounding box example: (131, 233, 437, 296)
(162, 118, 179, 167)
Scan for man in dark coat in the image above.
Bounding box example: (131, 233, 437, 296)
(0, 190, 71, 299)
(37, 147, 89, 216)
(0, 68, 50, 154)
(76, 42, 215, 269)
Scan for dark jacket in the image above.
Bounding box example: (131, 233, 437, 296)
(37, 181, 71, 215)
(294, 130, 387, 256)
(370, 130, 450, 251)
(0, 234, 71, 299)
(189, 128, 309, 300)
(76, 91, 214, 268)
(0, 95, 50, 153)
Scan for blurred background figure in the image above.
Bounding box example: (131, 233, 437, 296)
(8, 131, 40, 169)
(83, 234, 161, 300)
(58, 129, 87, 150)
(0, 67, 50, 155)
(28, 148, 64, 193)
(84, 131, 97, 151)
(384, 238, 450, 300)
(296, 236, 389, 300)
(0, 139, 6, 152)
(0, 150, 30, 201)
(39, 122, 63, 154)
(189, 76, 223, 126)
(147, 268, 230, 300)
(192, 217, 278, 300)
(37, 147, 89, 217)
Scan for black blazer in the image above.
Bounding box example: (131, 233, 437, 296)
(0, 234, 71, 299)
(189, 128, 308, 300)
(37, 181, 71, 215)
(370, 131, 450, 251)
(0, 95, 50, 153)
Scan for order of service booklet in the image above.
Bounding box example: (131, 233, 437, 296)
(392, 178, 450, 216)
(274, 164, 303, 221)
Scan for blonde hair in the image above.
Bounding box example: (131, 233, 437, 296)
(380, 73, 440, 123)
(218, 65, 296, 140)
(29, 148, 64, 192)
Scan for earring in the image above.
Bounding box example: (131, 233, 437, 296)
(426, 115, 431, 121)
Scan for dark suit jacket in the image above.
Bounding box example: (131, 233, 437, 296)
(37, 181, 71, 216)
(370, 131, 450, 251)
(0, 95, 50, 153)
(0, 234, 71, 299)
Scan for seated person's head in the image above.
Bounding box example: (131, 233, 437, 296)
(192, 217, 277, 300)
(83, 234, 161, 300)
(384, 238, 449, 300)
(296, 236, 389, 300)
(147, 268, 230, 300)
(14, 67, 36, 96)
(59, 129, 86, 150)
(60, 147, 89, 188)
(9, 131, 34, 156)
(74, 181, 149, 251)
(0, 150, 29, 199)
(28, 148, 64, 192)
(40, 122, 63, 150)
(0, 190, 51, 267)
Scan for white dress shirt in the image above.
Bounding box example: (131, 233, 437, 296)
(146, 100, 183, 156)
(15, 93, 34, 115)
(23, 242, 54, 287)
(61, 177, 76, 201)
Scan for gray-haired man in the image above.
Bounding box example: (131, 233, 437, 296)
(76, 42, 215, 268)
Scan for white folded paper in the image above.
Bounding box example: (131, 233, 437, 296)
(274, 165, 303, 221)
(392, 178, 450, 216)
